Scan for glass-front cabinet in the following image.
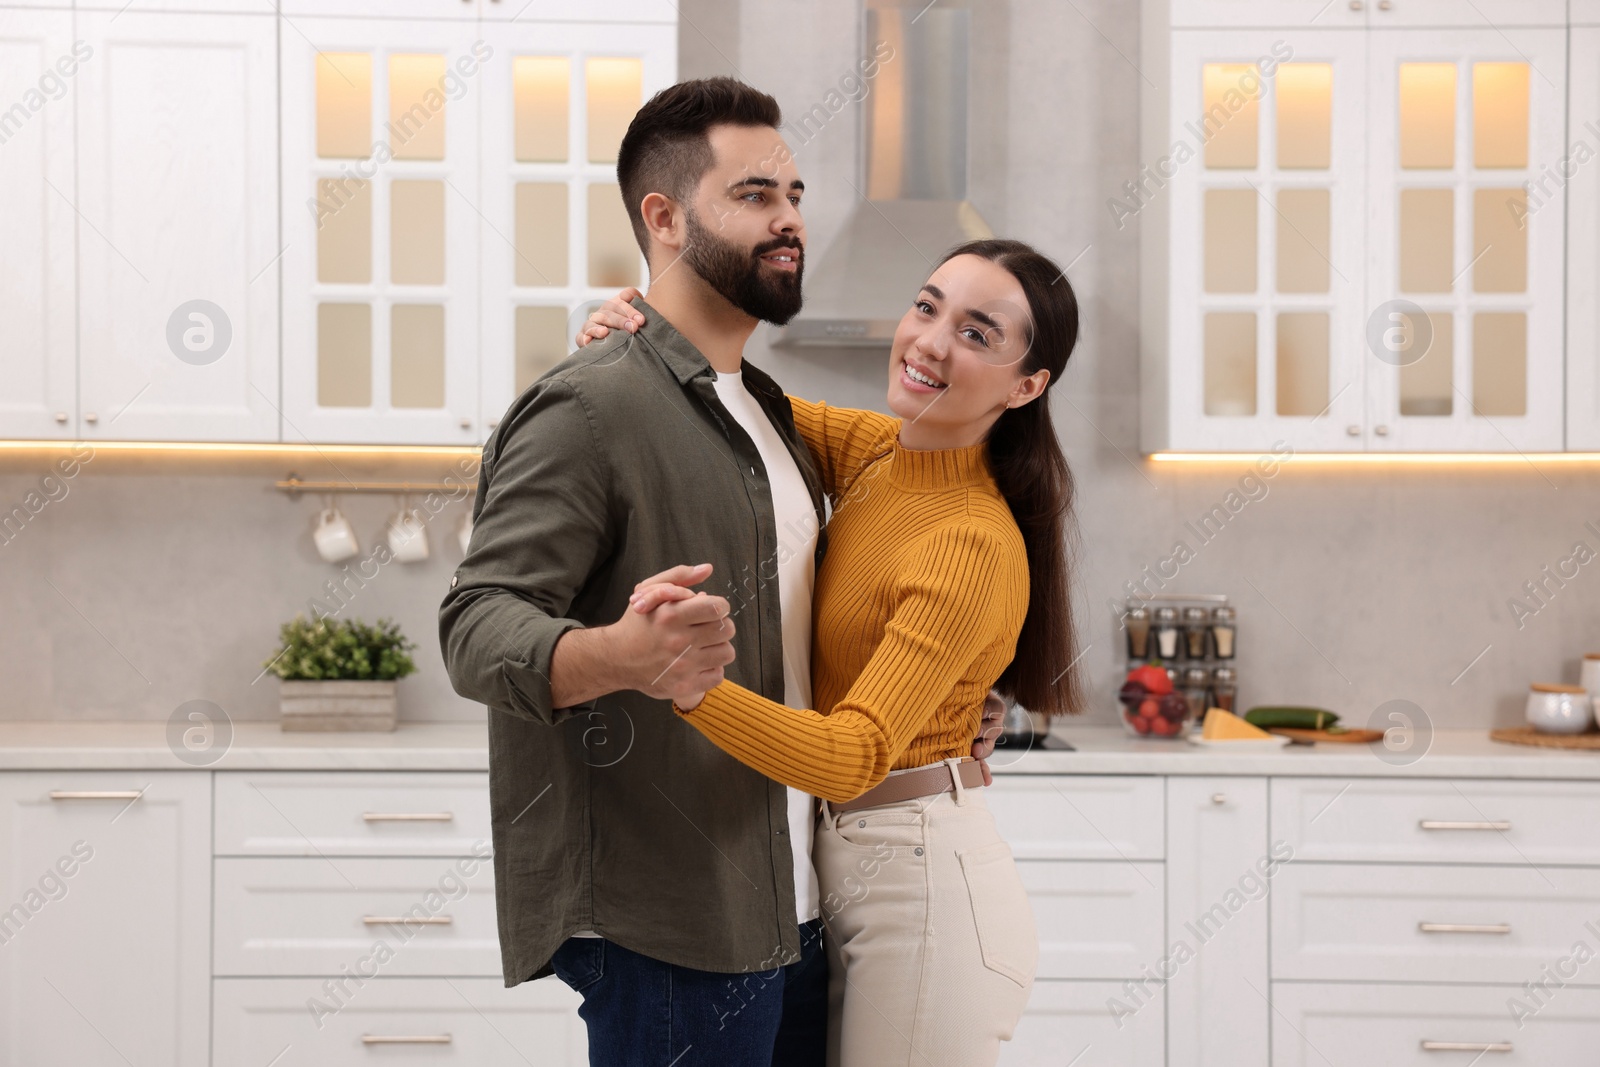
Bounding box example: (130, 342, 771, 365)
(279, 14, 671, 445)
(1143, 6, 1567, 452)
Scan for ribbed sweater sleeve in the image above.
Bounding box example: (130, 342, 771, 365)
(785, 395, 897, 500)
(676, 523, 1006, 803)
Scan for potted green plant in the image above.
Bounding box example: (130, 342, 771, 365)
(263, 615, 417, 732)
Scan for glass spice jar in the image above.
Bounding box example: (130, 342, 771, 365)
(1154, 606, 1182, 660)
(1182, 666, 1210, 722)
(1125, 605, 1152, 660)
(1182, 606, 1210, 660)
(1210, 605, 1237, 660)
(1211, 665, 1238, 712)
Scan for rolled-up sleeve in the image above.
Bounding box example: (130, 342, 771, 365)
(439, 380, 613, 725)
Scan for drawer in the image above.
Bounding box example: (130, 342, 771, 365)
(1021, 860, 1165, 980)
(213, 977, 586, 1066)
(987, 776, 1164, 860)
(215, 855, 499, 977)
(1271, 777, 1600, 865)
(216, 772, 491, 856)
(1272, 861, 1600, 983)
(1270, 980, 1600, 1066)
(1002, 980, 1164, 1067)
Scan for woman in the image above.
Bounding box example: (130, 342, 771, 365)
(580, 239, 1084, 1066)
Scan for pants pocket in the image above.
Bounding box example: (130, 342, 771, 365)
(957, 840, 1038, 988)
(548, 937, 605, 992)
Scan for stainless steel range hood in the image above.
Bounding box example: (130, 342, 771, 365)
(777, 2, 994, 347)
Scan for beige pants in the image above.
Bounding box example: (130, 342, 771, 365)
(815, 760, 1038, 1067)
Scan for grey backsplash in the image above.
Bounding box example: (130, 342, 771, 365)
(1, 0, 1595, 729)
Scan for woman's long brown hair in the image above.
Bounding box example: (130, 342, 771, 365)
(941, 239, 1086, 718)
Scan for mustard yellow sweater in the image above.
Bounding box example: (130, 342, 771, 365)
(674, 396, 1029, 804)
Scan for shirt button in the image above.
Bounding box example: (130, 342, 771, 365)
(750, 466, 756, 476)
(449, 574, 458, 588)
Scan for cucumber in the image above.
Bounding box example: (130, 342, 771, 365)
(1243, 706, 1340, 730)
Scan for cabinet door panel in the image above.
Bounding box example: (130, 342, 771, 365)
(1168, 0, 1365, 27)
(280, 17, 482, 444)
(476, 20, 672, 437)
(1165, 777, 1271, 1067)
(75, 11, 280, 442)
(1164, 29, 1367, 452)
(1369, 1, 1565, 27)
(1363, 28, 1565, 451)
(0, 772, 210, 1067)
(0, 10, 77, 438)
(1567, 28, 1600, 450)
(1002, 980, 1165, 1067)
(214, 977, 588, 1066)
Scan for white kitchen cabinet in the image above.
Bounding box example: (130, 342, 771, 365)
(1272, 861, 1600, 984)
(1270, 981, 1600, 1065)
(1165, 777, 1270, 1067)
(1021, 860, 1165, 980)
(1169, 0, 1562, 27)
(0, 772, 211, 1067)
(213, 976, 588, 1066)
(1003, 980, 1165, 1067)
(1362, 28, 1565, 452)
(985, 774, 1165, 860)
(1142, 7, 1567, 453)
(476, 19, 671, 434)
(1566, 28, 1600, 450)
(1270, 776, 1600, 865)
(74, 10, 280, 442)
(279, 16, 485, 445)
(0, 9, 78, 439)
(214, 770, 493, 856)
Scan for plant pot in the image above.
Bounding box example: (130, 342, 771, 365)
(279, 679, 397, 732)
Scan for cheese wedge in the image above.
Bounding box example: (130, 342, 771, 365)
(1201, 707, 1275, 741)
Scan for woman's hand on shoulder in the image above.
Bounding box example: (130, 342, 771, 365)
(575, 288, 646, 347)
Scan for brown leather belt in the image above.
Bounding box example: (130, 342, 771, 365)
(833, 758, 986, 814)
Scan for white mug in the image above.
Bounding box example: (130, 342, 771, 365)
(1526, 684, 1593, 734)
(312, 507, 359, 563)
(387, 507, 430, 563)
(457, 512, 473, 556)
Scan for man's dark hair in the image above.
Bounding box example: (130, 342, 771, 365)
(616, 77, 782, 257)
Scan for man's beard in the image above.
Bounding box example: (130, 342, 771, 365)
(682, 208, 804, 325)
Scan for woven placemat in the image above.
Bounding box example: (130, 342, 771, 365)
(1490, 726, 1600, 750)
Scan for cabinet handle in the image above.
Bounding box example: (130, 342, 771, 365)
(363, 811, 454, 822)
(54, 411, 68, 423)
(1346, 424, 1361, 436)
(361, 1034, 452, 1044)
(1378, 0, 1392, 7)
(50, 790, 143, 800)
(1374, 424, 1389, 436)
(1421, 1041, 1511, 1053)
(363, 914, 454, 925)
(1349, 0, 1363, 8)
(488, 418, 499, 430)
(1419, 922, 1511, 935)
(1419, 819, 1510, 831)
(1211, 793, 1227, 805)
(459, 417, 472, 430)
(84, 412, 98, 424)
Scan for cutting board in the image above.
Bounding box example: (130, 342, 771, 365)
(1267, 726, 1385, 745)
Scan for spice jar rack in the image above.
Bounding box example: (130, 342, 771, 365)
(1119, 594, 1236, 737)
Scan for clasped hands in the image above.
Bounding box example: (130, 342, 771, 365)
(615, 565, 1005, 783)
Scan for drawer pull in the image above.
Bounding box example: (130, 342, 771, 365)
(1419, 819, 1509, 831)
(363, 812, 454, 822)
(362, 915, 454, 925)
(1421, 1041, 1512, 1053)
(49, 790, 144, 800)
(361, 1034, 453, 1045)
(1419, 922, 1511, 935)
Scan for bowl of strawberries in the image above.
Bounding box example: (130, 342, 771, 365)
(1118, 664, 1192, 738)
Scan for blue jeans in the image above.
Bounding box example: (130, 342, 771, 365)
(549, 919, 828, 1067)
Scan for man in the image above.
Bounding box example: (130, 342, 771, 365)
(440, 78, 830, 1065)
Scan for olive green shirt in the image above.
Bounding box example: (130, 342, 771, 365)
(439, 297, 828, 985)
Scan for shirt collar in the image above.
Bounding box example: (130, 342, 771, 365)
(628, 294, 785, 402)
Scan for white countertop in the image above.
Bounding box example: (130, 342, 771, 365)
(0, 720, 1596, 778)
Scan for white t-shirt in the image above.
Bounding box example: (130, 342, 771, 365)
(711, 368, 821, 926)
